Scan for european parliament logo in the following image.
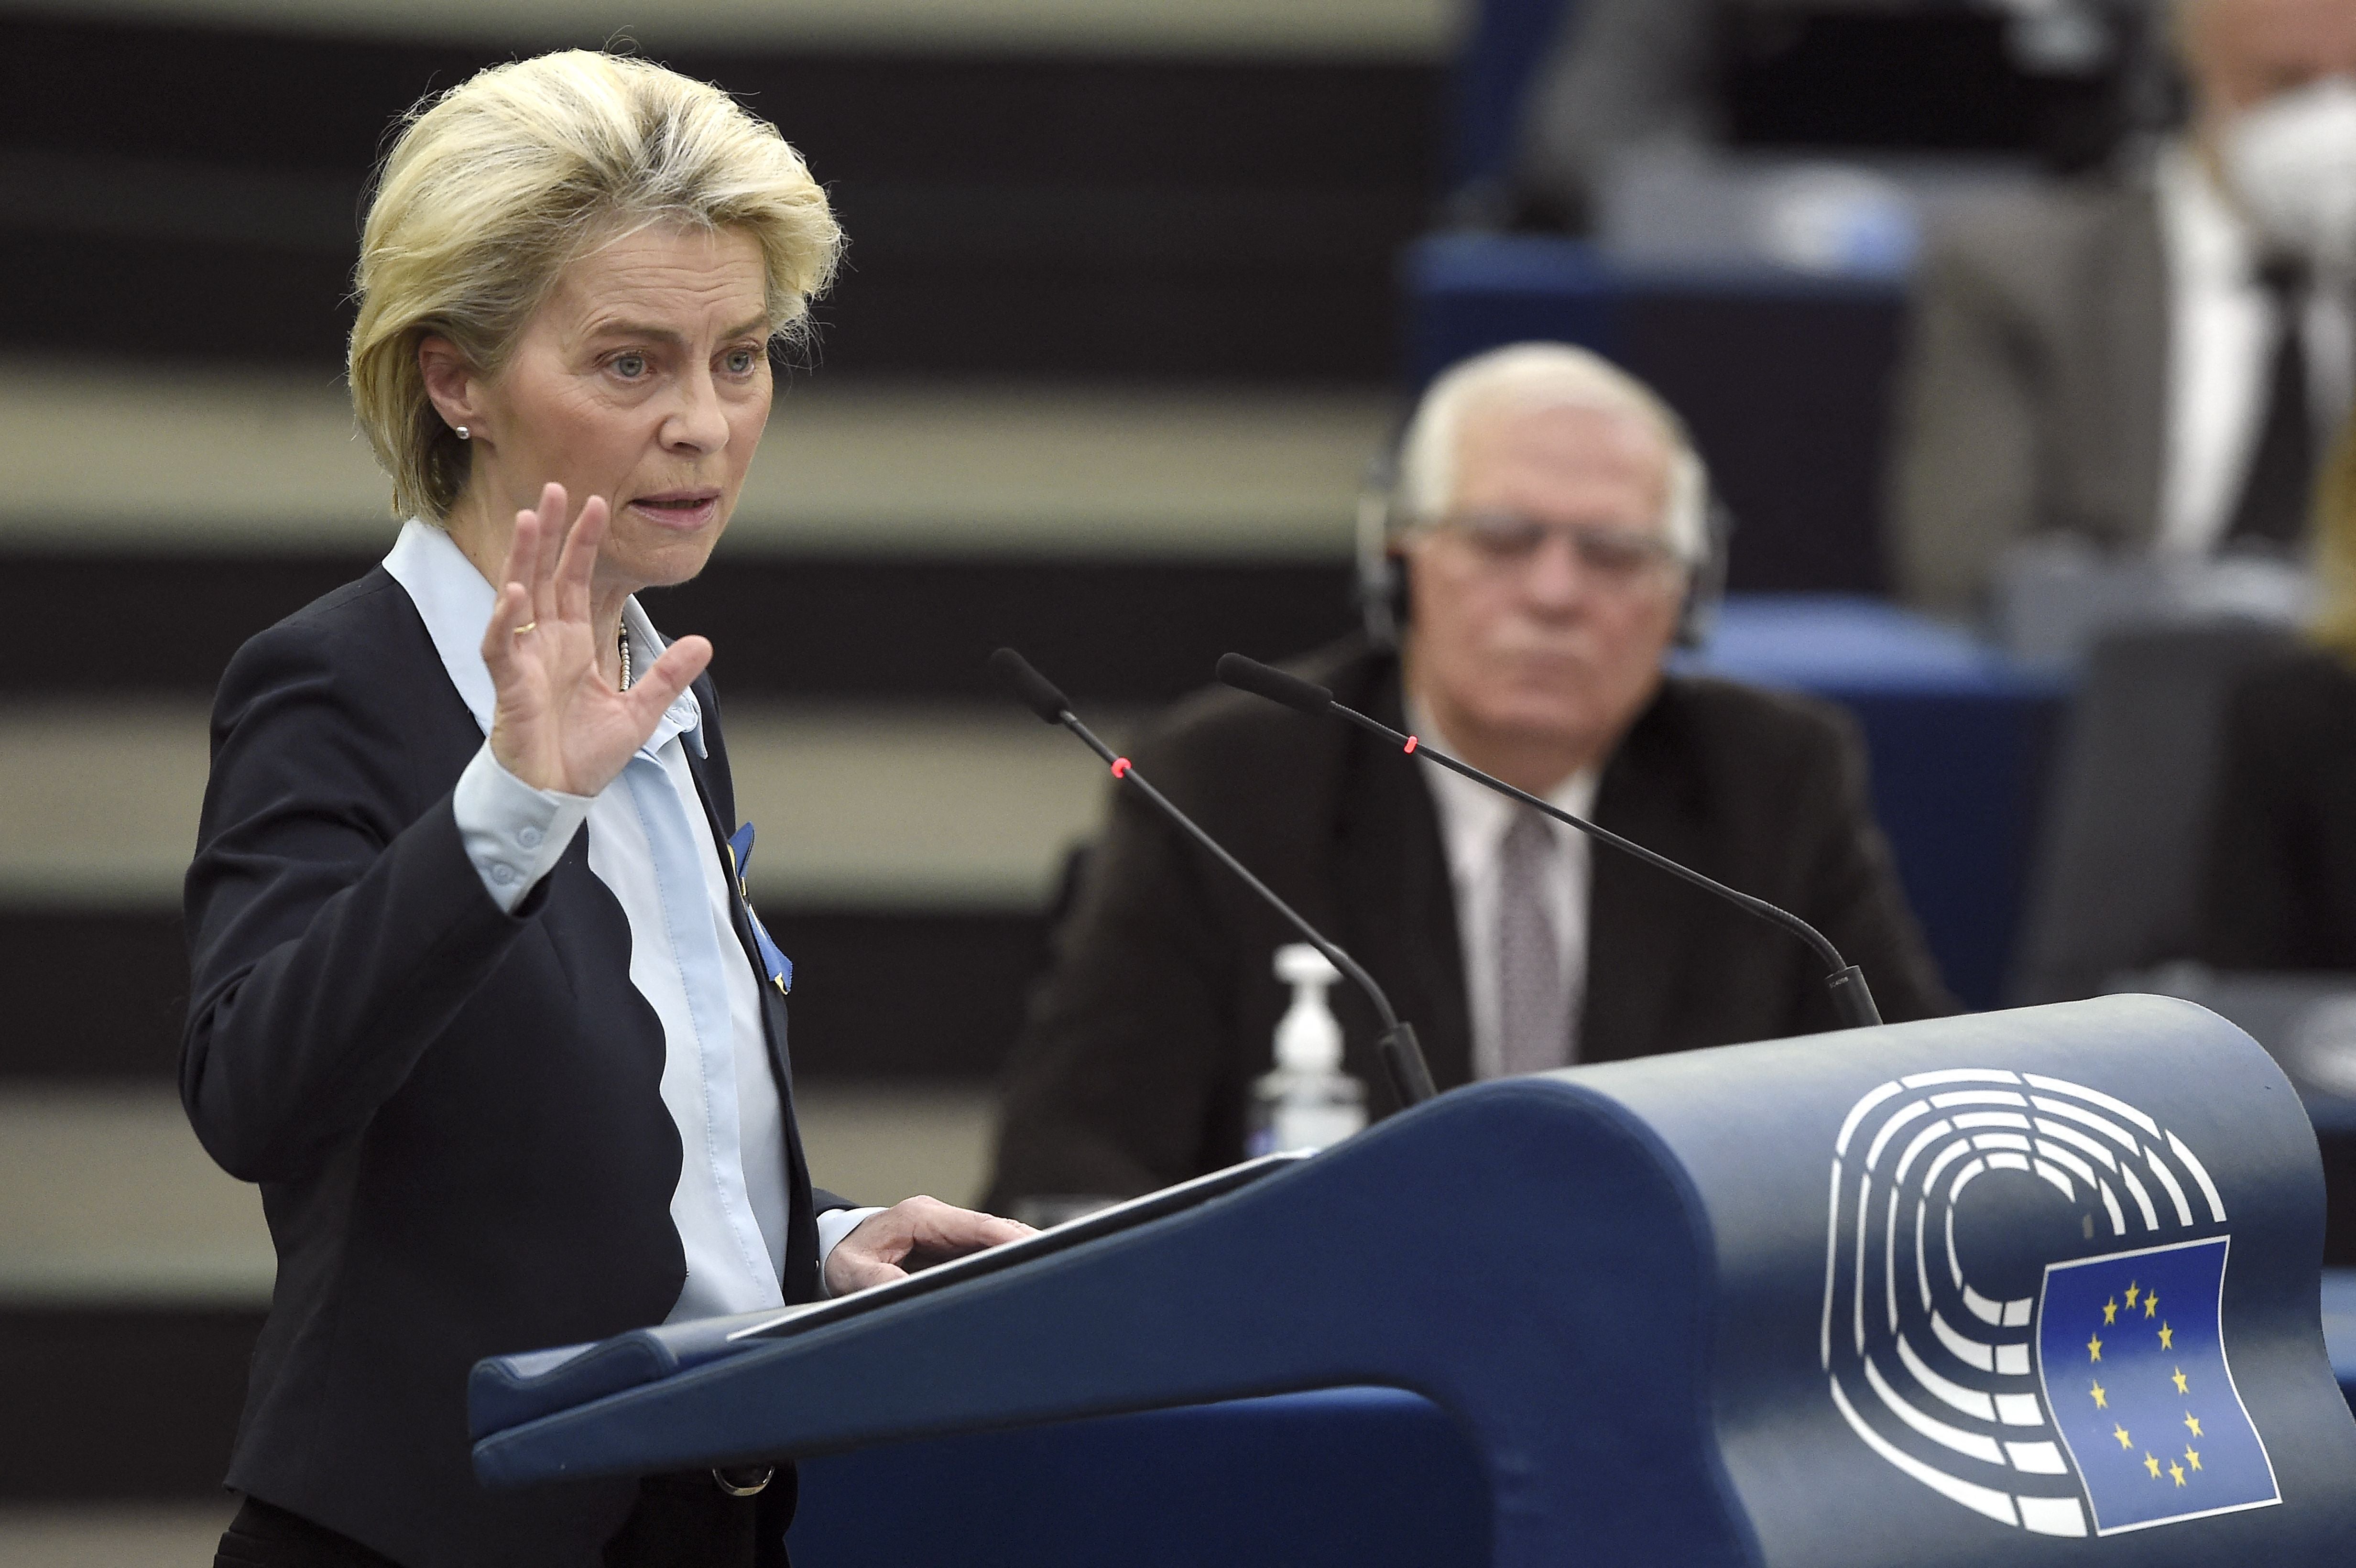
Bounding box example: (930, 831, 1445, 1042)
(1819, 1068, 2278, 1538)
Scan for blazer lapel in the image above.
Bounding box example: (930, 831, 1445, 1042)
(1333, 666, 1473, 1095)
(678, 706, 822, 1296)
(1579, 697, 1705, 1064)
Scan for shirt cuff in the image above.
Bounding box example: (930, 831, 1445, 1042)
(814, 1206, 887, 1299)
(452, 743, 595, 914)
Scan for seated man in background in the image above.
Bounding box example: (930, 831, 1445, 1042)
(986, 343, 1952, 1210)
(2200, 411, 2356, 969)
(1890, 0, 2356, 617)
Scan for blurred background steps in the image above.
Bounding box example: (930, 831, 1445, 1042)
(0, 1, 1458, 1518)
(0, 9, 1446, 379)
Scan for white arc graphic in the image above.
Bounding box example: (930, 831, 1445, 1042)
(1819, 1069, 2226, 1535)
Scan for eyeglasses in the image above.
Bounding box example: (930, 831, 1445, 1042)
(1425, 511, 1689, 584)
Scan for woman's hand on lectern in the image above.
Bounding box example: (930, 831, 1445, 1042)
(480, 482, 712, 797)
(826, 1196, 1036, 1296)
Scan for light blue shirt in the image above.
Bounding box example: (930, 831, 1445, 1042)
(383, 521, 875, 1318)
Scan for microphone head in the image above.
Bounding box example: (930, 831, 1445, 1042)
(1216, 653, 1333, 718)
(989, 647, 1072, 724)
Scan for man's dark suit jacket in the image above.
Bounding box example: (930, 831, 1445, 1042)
(2199, 650, 2356, 971)
(182, 567, 837, 1568)
(987, 639, 1954, 1205)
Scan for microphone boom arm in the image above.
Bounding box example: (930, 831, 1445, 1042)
(989, 648, 1439, 1107)
(1214, 653, 1881, 1030)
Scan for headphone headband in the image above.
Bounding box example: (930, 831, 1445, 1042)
(1352, 441, 1732, 653)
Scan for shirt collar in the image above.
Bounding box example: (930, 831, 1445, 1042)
(2156, 139, 2258, 291)
(1403, 687, 1600, 877)
(381, 518, 704, 758)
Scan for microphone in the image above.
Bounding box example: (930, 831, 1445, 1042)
(1214, 653, 1884, 1030)
(989, 648, 1437, 1108)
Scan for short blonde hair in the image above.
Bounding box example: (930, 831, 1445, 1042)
(349, 50, 843, 521)
(1396, 341, 1709, 563)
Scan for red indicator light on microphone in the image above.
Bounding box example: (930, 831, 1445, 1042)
(1111, 757, 1132, 778)
(1403, 735, 1419, 755)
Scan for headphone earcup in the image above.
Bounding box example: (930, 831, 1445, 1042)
(1674, 501, 1734, 650)
(1354, 466, 1407, 652)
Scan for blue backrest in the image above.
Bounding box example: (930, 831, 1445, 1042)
(1451, 0, 1577, 189)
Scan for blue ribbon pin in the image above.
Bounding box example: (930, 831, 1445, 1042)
(726, 823, 794, 995)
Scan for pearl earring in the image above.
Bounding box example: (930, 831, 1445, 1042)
(455, 425, 471, 440)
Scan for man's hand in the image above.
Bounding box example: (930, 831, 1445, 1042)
(824, 1196, 1036, 1296)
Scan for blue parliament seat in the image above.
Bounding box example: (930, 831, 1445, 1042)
(473, 997, 2356, 1565)
(1693, 595, 2068, 1010)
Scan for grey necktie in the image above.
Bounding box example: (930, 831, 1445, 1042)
(1495, 807, 1570, 1077)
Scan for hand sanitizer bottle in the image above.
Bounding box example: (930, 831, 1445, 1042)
(1247, 943, 1367, 1156)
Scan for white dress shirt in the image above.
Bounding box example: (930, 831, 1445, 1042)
(383, 520, 874, 1319)
(1407, 696, 1601, 1079)
(2154, 143, 2353, 555)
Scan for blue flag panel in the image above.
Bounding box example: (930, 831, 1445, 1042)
(2036, 1237, 2278, 1534)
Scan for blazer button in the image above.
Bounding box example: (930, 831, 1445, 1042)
(491, 864, 516, 885)
(518, 826, 543, 849)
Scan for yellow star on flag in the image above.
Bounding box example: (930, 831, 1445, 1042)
(2146, 1292, 2160, 1318)
(2170, 1460, 2187, 1487)
(2172, 1367, 2188, 1394)
(2113, 1423, 2132, 1449)
(2159, 1322, 2175, 1350)
(2126, 1282, 2140, 1308)
(2104, 1297, 2119, 1325)
(2184, 1413, 2203, 1438)
(2090, 1381, 2108, 1409)
(2144, 1451, 2162, 1479)
(2185, 1447, 2202, 1472)
(2089, 1332, 2104, 1361)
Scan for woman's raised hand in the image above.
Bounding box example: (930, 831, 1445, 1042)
(480, 483, 713, 797)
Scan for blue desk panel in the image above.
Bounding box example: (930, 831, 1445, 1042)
(1693, 596, 2069, 1010)
(791, 1387, 1487, 1568)
(477, 999, 2356, 1565)
(792, 1274, 2356, 1566)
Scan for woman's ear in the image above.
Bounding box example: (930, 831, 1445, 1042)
(417, 336, 480, 438)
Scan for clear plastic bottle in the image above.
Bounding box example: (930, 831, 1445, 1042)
(1246, 943, 1368, 1156)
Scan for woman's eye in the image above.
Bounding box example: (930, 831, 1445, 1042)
(611, 353, 647, 380)
(724, 348, 756, 374)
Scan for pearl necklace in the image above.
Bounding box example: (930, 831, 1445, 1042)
(618, 626, 633, 691)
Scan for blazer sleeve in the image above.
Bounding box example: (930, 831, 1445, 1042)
(1791, 706, 1958, 1027)
(182, 616, 552, 1184)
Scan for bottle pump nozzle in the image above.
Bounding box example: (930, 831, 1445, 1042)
(1273, 943, 1343, 1075)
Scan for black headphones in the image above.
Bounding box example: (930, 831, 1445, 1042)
(1351, 442, 1735, 654)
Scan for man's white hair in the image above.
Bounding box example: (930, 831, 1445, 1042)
(1395, 341, 1710, 564)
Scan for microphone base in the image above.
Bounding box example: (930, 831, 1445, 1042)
(1377, 1022, 1439, 1108)
(1826, 965, 1883, 1029)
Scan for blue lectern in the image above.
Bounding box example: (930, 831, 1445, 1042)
(471, 997, 2356, 1565)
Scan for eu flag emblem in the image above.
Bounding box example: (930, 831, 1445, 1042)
(2035, 1237, 2278, 1534)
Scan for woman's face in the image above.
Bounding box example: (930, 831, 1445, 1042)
(447, 222, 773, 597)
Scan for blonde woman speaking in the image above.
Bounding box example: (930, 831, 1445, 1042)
(184, 52, 1028, 1568)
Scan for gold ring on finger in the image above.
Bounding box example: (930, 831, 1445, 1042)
(513, 621, 538, 635)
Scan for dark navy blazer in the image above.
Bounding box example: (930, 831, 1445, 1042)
(183, 566, 837, 1567)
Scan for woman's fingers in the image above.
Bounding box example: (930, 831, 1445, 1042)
(625, 634, 714, 727)
(499, 504, 540, 612)
(527, 482, 567, 630)
(554, 495, 606, 627)
(480, 580, 533, 673)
